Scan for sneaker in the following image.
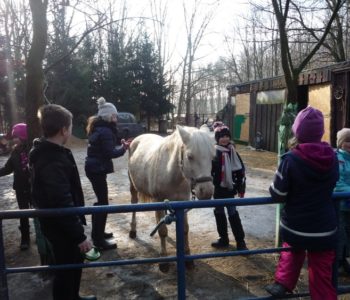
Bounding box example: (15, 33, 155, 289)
(236, 240, 248, 251)
(94, 239, 117, 251)
(265, 282, 289, 297)
(211, 238, 229, 248)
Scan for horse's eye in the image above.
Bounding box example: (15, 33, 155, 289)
(187, 153, 194, 160)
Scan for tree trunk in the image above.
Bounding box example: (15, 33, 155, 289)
(25, 0, 48, 145)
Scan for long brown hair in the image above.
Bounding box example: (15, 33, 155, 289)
(86, 116, 99, 136)
(288, 136, 299, 150)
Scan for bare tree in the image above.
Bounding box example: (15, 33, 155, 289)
(177, 0, 217, 125)
(25, 0, 48, 143)
(271, 0, 345, 103)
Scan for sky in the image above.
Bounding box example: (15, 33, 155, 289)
(68, 0, 251, 68)
(125, 0, 251, 66)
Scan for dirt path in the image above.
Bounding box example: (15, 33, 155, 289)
(1, 140, 349, 299)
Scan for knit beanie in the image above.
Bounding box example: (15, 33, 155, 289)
(292, 106, 324, 143)
(97, 97, 118, 118)
(214, 125, 231, 142)
(212, 121, 224, 130)
(337, 128, 350, 148)
(11, 123, 27, 141)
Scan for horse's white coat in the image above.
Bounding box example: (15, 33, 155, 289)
(128, 125, 215, 271)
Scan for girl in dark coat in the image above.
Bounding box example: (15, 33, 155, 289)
(265, 106, 339, 300)
(211, 124, 248, 250)
(85, 97, 130, 250)
(0, 123, 30, 250)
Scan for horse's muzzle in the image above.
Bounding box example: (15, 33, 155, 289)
(191, 176, 214, 200)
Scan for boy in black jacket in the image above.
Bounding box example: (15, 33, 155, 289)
(29, 104, 95, 300)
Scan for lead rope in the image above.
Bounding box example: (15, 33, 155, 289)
(150, 200, 177, 236)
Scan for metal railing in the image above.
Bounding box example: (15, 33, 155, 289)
(0, 193, 350, 299)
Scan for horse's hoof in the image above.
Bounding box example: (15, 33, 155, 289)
(185, 260, 195, 270)
(159, 262, 170, 273)
(129, 231, 136, 239)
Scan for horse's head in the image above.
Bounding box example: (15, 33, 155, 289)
(177, 125, 215, 200)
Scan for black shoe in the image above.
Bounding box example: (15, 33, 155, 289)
(20, 236, 30, 251)
(265, 282, 289, 297)
(103, 232, 114, 239)
(211, 238, 229, 248)
(341, 258, 350, 274)
(94, 239, 117, 250)
(236, 240, 248, 251)
(20, 241, 29, 251)
(78, 296, 97, 300)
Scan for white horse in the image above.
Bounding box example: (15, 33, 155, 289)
(128, 125, 215, 272)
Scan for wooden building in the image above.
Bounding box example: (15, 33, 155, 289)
(226, 61, 350, 152)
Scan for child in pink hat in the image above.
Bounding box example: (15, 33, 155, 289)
(265, 106, 339, 299)
(0, 123, 31, 250)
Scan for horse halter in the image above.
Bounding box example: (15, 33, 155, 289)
(180, 145, 213, 199)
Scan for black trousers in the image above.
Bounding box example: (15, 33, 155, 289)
(87, 173, 110, 242)
(15, 189, 30, 229)
(87, 173, 109, 205)
(46, 233, 84, 300)
(213, 187, 236, 217)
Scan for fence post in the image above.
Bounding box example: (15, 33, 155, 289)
(175, 209, 186, 300)
(0, 219, 9, 300)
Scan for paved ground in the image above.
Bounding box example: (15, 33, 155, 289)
(0, 138, 349, 299)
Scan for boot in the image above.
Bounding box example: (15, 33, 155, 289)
(229, 211, 248, 250)
(19, 225, 30, 251)
(211, 212, 229, 248)
(265, 282, 289, 297)
(92, 212, 116, 250)
(104, 232, 114, 239)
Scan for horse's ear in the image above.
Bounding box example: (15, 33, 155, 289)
(176, 125, 191, 144)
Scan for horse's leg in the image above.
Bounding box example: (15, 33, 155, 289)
(156, 209, 169, 273)
(184, 213, 195, 270)
(129, 175, 138, 239)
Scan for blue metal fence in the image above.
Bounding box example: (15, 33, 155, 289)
(1, 193, 350, 299)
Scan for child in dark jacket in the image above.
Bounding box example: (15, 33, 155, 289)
(211, 124, 248, 250)
(265, 106, 339, 300)
(29, 104, 95, 300)
(85, 97, 130, 250)
(0, 123, 30, 250)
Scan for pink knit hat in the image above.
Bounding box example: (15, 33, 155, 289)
(11, 123, 28, 141)
(292, 106, 324, 143)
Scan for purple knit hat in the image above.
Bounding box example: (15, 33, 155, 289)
(11, 123, 28, 141)
(292, 106, 324, 143)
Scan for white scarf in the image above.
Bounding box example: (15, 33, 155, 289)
(215, 144, 242, 190)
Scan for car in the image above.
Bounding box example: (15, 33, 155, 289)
(116, 112, 146, 143)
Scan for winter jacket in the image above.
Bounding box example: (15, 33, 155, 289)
(85, 119, 126, 175)
(29, 138, 86, 245)
(270, 142, 339, 250)
(0, 143, 30, 191)
(334, 149, 350, 210)
(211, 143, 246, 198)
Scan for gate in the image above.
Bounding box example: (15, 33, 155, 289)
(0, 195, 350, 299)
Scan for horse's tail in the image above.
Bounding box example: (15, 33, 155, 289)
(128, 138, 140, 157)
(137, 192, 153, 203)
(129, 171, 153, 204)
(129, 171, 138, 205)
